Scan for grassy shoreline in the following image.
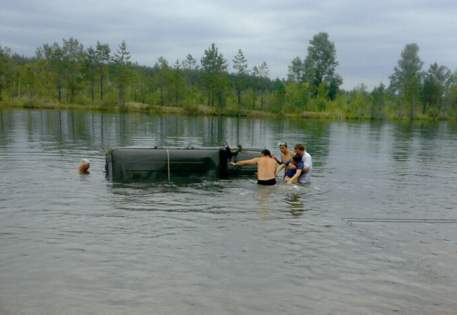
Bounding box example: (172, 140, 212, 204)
(0, 99, 335, 120)
(0, 99, 451, 122)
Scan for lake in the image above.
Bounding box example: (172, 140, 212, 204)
(1, 109, 457, 314)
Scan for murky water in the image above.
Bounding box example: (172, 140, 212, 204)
(1, 109, 457, 314)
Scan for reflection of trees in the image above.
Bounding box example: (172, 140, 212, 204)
(203, 116, 226, 146)
(118, 112, 129, 146)
(255, 186, 274, 218)
(389, 120, 441, 165)
(416, 121, 440, 164)
(26, 111, 33, 142)
(391, 121, 414, 162)
(9, 110, 334, 168)
(445, 121, 457, 135)
(389, 120, 446, 185)
(285, 192, 305, 217)
(366, 121, 384, 155)
(282, 119, 331, 169)
(0, 110, 15, 146)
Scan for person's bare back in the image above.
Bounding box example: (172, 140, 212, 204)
(256, 156, 277, 180)
(233, 149, 278, 185)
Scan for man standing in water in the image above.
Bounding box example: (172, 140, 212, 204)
(274, 142, 293, 164)
(232, 149, 277, 185)
(274, 142, 293, 176)
(287, 144, 312, 184)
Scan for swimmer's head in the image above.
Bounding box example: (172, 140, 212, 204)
(79, 158, 90, 174)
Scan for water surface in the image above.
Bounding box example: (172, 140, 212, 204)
(1, 109, 457, 314)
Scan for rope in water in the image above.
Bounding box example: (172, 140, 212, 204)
(343, 218, 457, 224)
(166, 148, 171, 183)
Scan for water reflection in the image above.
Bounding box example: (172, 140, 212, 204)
(285, 192, 305, 217)
(255, 185, 275, 218)
(1, 110, 332, 166)
(2, 109, 457, 314)
(391, 121, 414, 162)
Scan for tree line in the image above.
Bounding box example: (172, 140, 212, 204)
(1, 32, 457, 120)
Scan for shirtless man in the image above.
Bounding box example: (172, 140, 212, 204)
(274, 142, 293, 176)
(274, 142, 293, 164)
(232, 149, 278, 185)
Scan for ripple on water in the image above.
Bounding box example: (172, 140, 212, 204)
(1, 110, 457, 314)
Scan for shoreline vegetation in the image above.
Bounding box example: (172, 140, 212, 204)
(1, 32, 457, 121)
(1, 98, 447, 121)
(0, 98, 335, 119)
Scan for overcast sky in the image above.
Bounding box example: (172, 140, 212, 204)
(1, 0, 456, 89)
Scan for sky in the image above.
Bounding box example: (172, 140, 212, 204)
(1, 0, 456, 89)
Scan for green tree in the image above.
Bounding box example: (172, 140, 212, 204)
(25, 57, 52, 100)
(18, 63, 36, 98)
(95, 42, 111, 101)
(182, 54, 197, 70)
(287, 56, 303, 82)
(389, 43, 423, 119)
(370, 83, 386, 119)
(154, 57, 173, 106)
(0, 46, 14, 101)
(421, 62, 451, 115)
(232, 49, 248, 105)
(181, 54, 199, 91)
(171, 59, 187, 105)
(303, 32, 341, 99)
(446, 71, 457, 116)
(111, 41, 132, 105)
(84, 47, 98, 103)
(37, 42, 65, 102)
(252, 61, 269, 109)
(327, 74, 343, 101)
(201, 43, 228, 108)
(271, 79, 286, 112)
(61, 38, 84, 102)
(346, 85, 370, 118)
(130, 67, 151, 104)
(285, 82, 309, 112)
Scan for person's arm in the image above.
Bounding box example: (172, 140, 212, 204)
(233, 157, 259, 166)
(273, 156, 282, 164)
(302, 154, 311, 173)
(287, 169, 302, 184)
(275, 163, 285, 176)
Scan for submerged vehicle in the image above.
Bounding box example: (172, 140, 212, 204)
(105, 145, 260, 182)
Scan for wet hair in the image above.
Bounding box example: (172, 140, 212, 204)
(292, 155, 301, 163)
(261, 149, 272, 157)
(294, 144, 305, 151)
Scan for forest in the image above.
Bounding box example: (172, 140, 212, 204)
(1, 32, 457, 120)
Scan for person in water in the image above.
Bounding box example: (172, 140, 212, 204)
(284, 155, 303, 182)
(232, 149, 278, 185)
(274, 142, 293, 176)
(79, 158, 90, 174)
(274, 142, 293, 164)
(286, 144, 312, 184)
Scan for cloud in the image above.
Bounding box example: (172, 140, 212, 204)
(1, 0, 456, 89)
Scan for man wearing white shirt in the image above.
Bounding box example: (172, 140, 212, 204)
(286, 144, 312, 184)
